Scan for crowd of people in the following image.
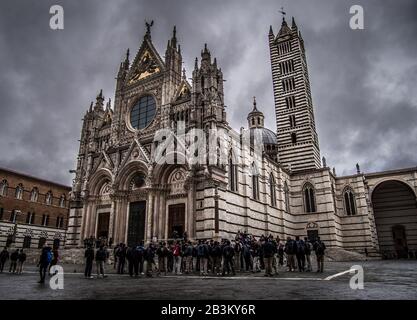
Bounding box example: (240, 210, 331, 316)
(83, 232, 327, 279)
(0, 232, 327, 283)
(0, 248, 27, 274)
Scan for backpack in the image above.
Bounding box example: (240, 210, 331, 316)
(46, 250, 53, 264)
(315, 241, 325, 255)
(197, 244, 206, 257)
(305, 242, 312, 255)
(296, 241, 305, 255)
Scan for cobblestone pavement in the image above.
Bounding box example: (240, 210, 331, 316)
(0, 260, 416, 300)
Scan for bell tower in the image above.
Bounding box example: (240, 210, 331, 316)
(269, 16, 321, 171)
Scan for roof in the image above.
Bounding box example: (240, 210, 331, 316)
(0, 166, 71, 190)
(250, 127, 277, 145)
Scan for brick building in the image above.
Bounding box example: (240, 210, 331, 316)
(0, 167, 70, 249)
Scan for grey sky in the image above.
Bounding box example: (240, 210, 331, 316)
(0, 0, 416, 185)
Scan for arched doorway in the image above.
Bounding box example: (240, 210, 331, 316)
(372, 180, 417, 258)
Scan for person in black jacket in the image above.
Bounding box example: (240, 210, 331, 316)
(284, 237, 296, 272)
(0, 247, 9, 273)
(38, 245, 52, 283)
(295, 236, 306, 272)
(84, 245, 94, 279)
(9, 249, 19, 273)
(211, 241, 222, 275)
(221, 240, 235, 276)
(17, 249, 26, 274)
(96, 245, 107, 278)
(313, 237, 326, 273)
(262, 239, 275, 277)
(126, 246, 134, 277)
(117, 243, 126, 274)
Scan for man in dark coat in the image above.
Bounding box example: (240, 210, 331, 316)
(17, 249, 26, 274)
(222, 240, 235, 276)
(9, 249, 19, 273)
(117, 243, 126, 274)
(38, 244, 52, 283)
(0, 247, 9, 273)
(262, 239, 275, 277)
(313, 237, 326, 273)
(84, 245, 95, 278)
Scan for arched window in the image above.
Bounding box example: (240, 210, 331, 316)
(45, 191, 53, 205)
(42, 214, 49, 226)
(284, 182, 290, 213)
(303, 183, 316, 213)
(30, 187, 38, 202)
(23, 236, 31, 249)
(251, 162, 259, 200)
(15, 184, 23, 200)
(10, 209, 17, 222)
(26, 212, 35, 224)
(228, 152, 238, 192)
(56, 216, 64, 228)
(0, 180, 8, 196)
(269, 173, 277, 207)
(59, 194, 66, 208)
(344, 188, 357, 216)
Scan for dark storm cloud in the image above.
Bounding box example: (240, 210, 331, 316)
(0, 0, 416, 185)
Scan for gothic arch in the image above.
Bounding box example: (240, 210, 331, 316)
(370, 178, 417, 200)
(89, 168, 113, 195)
(115, 160, 149, 191)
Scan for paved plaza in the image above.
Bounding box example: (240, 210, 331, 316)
(0, 260, 416, 300)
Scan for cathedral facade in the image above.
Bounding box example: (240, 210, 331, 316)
(66, 17, 417, 258)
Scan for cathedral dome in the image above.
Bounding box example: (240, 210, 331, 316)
(249, 127, 277, 145)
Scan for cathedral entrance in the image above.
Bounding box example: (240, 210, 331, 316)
(127, 201, 146, 246)
(96, 212, 110, 239)
(372, 180, 417, 258)
(168, 203, 185, 239)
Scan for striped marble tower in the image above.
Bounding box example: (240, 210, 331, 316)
(269, 16, 321, 171)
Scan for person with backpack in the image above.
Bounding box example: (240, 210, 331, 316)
(262, 238, 275, 277)
(241, 241, 251, 272)
(304, 237, 313, 272)
(313, 237, 326, 273)
(144, 243, 155, 277)
(156, 242, 167, 276)
(136, 242, 145, 275)
(126, 245, 134, 277)
(211, 241, 222, 275)
(197, 240, 209, 276)
(0, 247, 9, 273)
(113, 243, 120, 270)
(116, 243, 126, 274)
(172, 240, 182, 275)
(295, 236, 306, 272)
(233, 241, 242, 272)
(84, 245, 95, 279)
(278, 242, 285, 268)
(221, 240, 235, 276)
(49, 248, 59, 275)
(251, 240, 261, 273)
(38, 244, 52, 283)
(183, 241, 194, 274)
(96, 245, 108, 278)
(17, 249, 26, 274)
(9, 249, 19, 273)
(284, 237, 296, 272)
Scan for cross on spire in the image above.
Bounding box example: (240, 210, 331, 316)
(279, 6, 286, 17)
